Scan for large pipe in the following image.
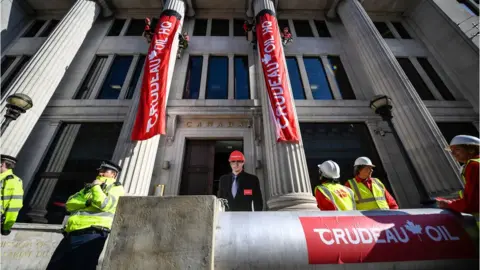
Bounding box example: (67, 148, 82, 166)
(214, 209, 478, 269)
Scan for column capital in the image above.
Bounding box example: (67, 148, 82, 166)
(184, 0, 196, 17)
(326, 0, 365, 20)
(95, 0, 113, 17)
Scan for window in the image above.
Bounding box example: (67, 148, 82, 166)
(391, 22, 411, 39)
(38, 20, 60, 37)
(74, 56, 108, 99)
(234, 19, 245, 36)
(278, 20, 289, 31)
(234, 56, 250, 99)
(23, 20, 46, 37)
(458, 0, 479, 16)
(125, 55, 146, 99)
(206, 56, 228, 99)
(397, 58, 435, 100)
(293, 20, 314, 37)
(21, 122, 123, 224)
(417, 58, 455, 100)
(327, 56, 356, 99)
(107, 19, 126, 36)
(125, 19, 145, 36)
(373, 22, 395, 39)
(1, 56, 31, 98)
(97, 56, 134, 99)
(183, 56, 203, 99)
(193, 19, 208, 36)
(211, 19, 229, 36)
(303, 57, 333, 100)
(301, 123, 393, 195)
(314, 20, 331, 37)
(286, 57, 305, 99)
(437, 123, 479, 145)
(1, 56, 16, 76)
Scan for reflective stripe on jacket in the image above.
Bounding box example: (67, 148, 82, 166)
(314, 183, 356, 211)
(65, 177, 124, 233)
(1, 169, 24, 231)
(346, 178, 389, 210)
(459, 158, 480, 199)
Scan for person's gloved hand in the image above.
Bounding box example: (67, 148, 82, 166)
(1, 229, 11, 236)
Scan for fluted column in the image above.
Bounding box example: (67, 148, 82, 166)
(26, 124, 81, 223)
(111, 0, 185, 195)
(335, 0, 461, 195)
(253, 0, 317, 210)
(0, 0, 101, 157)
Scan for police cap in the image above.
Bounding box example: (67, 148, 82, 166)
(98, 160, 122, 173)
(1, 155, 18, 164)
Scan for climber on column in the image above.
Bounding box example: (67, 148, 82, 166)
(143, 17, 153, 44)
(177, 31, 190, 59)
(280, 26, 292, 46)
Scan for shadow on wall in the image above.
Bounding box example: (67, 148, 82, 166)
(1, 0, 32, 51)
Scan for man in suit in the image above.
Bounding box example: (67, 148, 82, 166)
(217, 151, 263, 211)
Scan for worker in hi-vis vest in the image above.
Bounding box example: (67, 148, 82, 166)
(47, 160, 124, 270)
(314, 160, 355, 211)
(438, 135, 479, 226)
(0, 155, 24, 236)
(345, 157, 398, 210)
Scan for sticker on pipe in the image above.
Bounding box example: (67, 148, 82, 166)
(299, 214, 477, 264)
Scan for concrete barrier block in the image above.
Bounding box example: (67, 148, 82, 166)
(0, 223, 63, 270)
(101, 195, 219, 270)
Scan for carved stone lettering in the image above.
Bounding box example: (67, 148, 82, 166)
(181, 119, 251, 128)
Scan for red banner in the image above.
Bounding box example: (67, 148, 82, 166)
(299, 214, 477, 264)
(256, 12, 300, 143)
(131, 12, 181, 141)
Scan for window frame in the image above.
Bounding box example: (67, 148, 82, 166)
(206, 55, 229, 99)
(73, 54, 145, 100)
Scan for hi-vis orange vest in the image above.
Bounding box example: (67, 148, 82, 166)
(346, 178, 389, 210)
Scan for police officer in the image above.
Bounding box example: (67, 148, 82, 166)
(345, 157, 399, 210)
(0, 155, 24, 236)
(314, 160, 355, 211)
(47, 160, 124, 270)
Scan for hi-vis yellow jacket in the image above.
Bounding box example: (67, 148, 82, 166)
(65, 176, 124, 233)
(346, 178, 389, 210)
(1, 169, 24, 231)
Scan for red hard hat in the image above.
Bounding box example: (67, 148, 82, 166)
(229, 150, 245, 162)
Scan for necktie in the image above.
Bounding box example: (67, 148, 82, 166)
(231, 175, 238, 198)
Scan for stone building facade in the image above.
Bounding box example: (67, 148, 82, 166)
(1, 0, 479, 223)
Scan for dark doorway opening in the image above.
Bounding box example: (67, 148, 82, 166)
(180, 139, 243, 196)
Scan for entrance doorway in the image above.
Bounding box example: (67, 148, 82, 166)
(180, 139, 243, 196)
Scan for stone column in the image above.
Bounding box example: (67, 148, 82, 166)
(0, 0, 102, 157)
(111, 0, 186, 195)
(334, 0, 461, 195)
(25, 124, 81, 223)
(253, 0, 317, 210)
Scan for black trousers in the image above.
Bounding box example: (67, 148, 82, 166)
(46, 230, 108, 270)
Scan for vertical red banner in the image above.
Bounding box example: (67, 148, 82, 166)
(131, 12, 181, 141)
(256, 11, 300, 143)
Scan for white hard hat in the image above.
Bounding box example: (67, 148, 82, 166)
(354, 157, 375, 167)
(318, 160, 340, 179)
(445, 135, 480, 150)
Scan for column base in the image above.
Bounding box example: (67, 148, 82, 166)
(267, 193, 318, 211)
(25, 209, 49, 223)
